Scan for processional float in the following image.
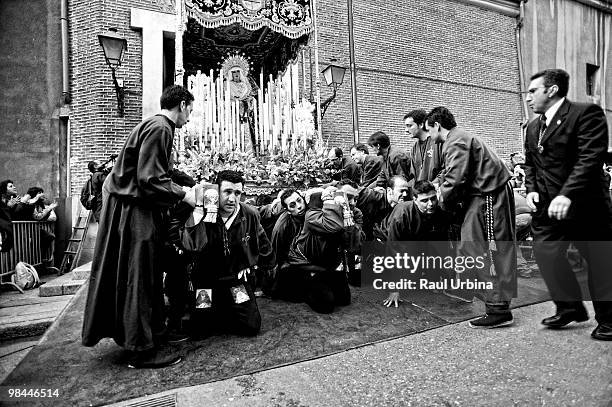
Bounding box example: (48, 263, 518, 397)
(173, 0, 323, 157)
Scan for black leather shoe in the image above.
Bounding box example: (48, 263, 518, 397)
(541, 309, 588, 328)
(591, 324, 612, 341)
(127, 350, 182, 369)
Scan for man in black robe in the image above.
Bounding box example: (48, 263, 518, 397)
(384, 180, 450, 307)
(82, 85, 196, 368)
(404, 109, 444, 184)
(350, 143, 383, 188)
(328, 147, 362, 185)
(426, 106, 516, 328)
(368, 131, 410, 188)
(285, 188, 351, 314)
(356, 175, 410, 241)
(190, 170, 275, 338)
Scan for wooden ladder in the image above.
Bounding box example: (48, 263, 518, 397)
(59, 208, 91, 275)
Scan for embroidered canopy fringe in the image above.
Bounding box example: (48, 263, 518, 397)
(186, 4, 313, 40)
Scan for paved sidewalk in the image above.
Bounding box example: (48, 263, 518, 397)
(109, 301, 611, 407)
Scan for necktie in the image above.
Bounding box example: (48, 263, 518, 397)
(537, 114, 547, 154)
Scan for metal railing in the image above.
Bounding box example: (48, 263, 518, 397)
(0, 221, 57, 293)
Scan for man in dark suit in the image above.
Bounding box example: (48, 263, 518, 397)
(523, 68, 612, 341)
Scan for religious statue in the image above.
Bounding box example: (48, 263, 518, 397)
(222, 53, 259, 153)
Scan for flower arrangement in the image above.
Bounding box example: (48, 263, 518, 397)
(177, 144, 333, 189)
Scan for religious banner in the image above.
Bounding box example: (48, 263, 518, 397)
(185, 0, 313, 39)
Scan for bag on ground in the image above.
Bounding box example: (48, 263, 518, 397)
(12, 262, 41, 290)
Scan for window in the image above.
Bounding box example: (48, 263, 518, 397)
(586, 63, 599, 97)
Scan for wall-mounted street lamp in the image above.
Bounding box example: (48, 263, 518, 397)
(320, 59, 346, 119)
(98, 28, 127, 117)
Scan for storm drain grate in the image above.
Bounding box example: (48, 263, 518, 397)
(123, 393, 177, 407)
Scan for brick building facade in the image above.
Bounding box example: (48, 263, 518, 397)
(3, 0, 612, 198)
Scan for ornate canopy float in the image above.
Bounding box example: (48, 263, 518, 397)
(174, 0, 323, 160)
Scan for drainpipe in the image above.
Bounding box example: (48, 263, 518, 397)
(347, 0, 360, 143)
(515, 0, 529, 146)
(60, 0, 71, 104)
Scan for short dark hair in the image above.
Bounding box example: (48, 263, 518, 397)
(160, 85, 195, 110)
(88, 161, 98, 173)
(530, 69, 570, 98)
(255, 194, 274, 207)
(26, 186, 43, 197)
(403, 109, 427, 127)
(388, 175, 408, 189)
(412, 180, 435, 197)
(368, 131, 390, 149)
(280, 188, 300, 210)
(351, 143, 369, 154)
(0, 180, 14, 196)
(331, 147, 343, 158)
(339, 179, 359, 190)
(216, 170, 244, 187)
(426, 107, 457, 130)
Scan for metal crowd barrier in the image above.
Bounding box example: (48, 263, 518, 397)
(0, 221, 56, 293)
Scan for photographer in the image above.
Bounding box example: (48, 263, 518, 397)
(87, 158, 113, 222)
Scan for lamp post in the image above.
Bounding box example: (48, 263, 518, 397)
(98, 28, 128, 117)
(320, 60, 346, 119)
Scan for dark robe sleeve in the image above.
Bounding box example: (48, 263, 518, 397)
(305, 202, 344, 234)
(387, 202, 413, 241)
(342, 159, 363, 184)
(361, 156, 383, 188)
(439, 136, 471, 207)
(136, 123, 186, 205)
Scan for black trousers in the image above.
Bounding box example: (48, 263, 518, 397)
(273, 265, 351, 314)
(190, 281, 261, 337)
(162, 247, 191, 330)
(532, 212, 612, 324)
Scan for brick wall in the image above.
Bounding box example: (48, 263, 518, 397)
(68, 0, 524, 194)
(311, 0, 524, 161)
(68, 0, 170, 194)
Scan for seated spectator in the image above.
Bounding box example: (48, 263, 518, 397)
(0, 198, 12, 252)
(0, 180, 31, 220)
(26, 187, 57, 269)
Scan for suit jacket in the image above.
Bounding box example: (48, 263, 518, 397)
(439, 127, 511, 208)
(523, 99, 611, 218)
(376, 145, 410, 187)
